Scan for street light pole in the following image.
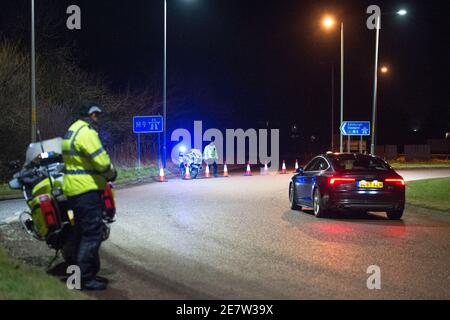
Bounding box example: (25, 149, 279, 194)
(30, 0, 37, 143)
(321, 17, 343, 152)
(370, 16, 381, 155)
(370, 9, 406, 155)
(163, 0, 167, 168)
(340, 22, 344, 153)
(330, 63, 335, 152)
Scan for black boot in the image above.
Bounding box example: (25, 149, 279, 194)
(82, 280, 107, 291)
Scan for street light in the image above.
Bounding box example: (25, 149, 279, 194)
(162, 0, 196, 168)
(30, 0, 37, 143)
(321, 15, 345, 153)
(370, 9, 407, 155)
(322, 16, 335, 29)
(163, 0, 167, 168)
(380, 66, 389, 73)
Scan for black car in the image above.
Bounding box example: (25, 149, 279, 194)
(289, 153, 405, 220)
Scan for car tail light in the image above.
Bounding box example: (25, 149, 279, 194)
(329, 177, 356, 185)
(39, 195, 58, 226)
(385, 178, 405, 186)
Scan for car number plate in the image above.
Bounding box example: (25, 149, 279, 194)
(358, 181, 383, 189)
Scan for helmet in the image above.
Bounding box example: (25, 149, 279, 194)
(79, 103, 103, 117)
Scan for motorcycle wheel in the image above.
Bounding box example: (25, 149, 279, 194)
(19, 211, 42, 240)
(190, 167, 199, 179)
(102, 222, 111, 241)
(61, 242, 78, 265)
(61, 226, 78, 265)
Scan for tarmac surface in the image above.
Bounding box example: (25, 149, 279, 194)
(1, 169, 450, 299)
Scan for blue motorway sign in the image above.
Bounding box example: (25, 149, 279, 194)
(340, 121, 371, 136)
(133, 116, 163, 134)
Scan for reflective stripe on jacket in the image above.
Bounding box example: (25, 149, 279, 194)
(62, 119, 114, 197)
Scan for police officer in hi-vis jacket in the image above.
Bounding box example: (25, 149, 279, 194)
(62, 103, 116, 290)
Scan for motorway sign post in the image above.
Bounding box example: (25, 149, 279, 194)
(340, 121, 371, 153)
(133, 116, 164, 168)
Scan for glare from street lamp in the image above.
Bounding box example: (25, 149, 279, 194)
(381, 66, 389, 73)
(397, 9, 407, 16)
(322, 16, 336, 29)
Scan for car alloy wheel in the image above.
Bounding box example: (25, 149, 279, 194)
(313, 188, 326, 218)
(313, 189, 320, 215)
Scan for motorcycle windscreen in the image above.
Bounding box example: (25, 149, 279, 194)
(24, 137, 63, 167)
(189, 149, 203, 164)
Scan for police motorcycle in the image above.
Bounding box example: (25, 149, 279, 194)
(8, 137, 116, 264)
(178, 146, 203, 179)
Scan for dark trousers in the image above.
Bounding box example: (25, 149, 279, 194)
(69, 191, 104, 283)
(209, 162, 218, 177)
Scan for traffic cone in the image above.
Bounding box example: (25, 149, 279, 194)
(263, 162, 269, 175)
(223, 163, 229, 177)
(244, 162, 252, 176)
(294, 159, 299, 173)
(159, 166, 167, 182)
(184, 164, 191, 180)
(204, 164, 211, 178)
(280, 160, 287, 174)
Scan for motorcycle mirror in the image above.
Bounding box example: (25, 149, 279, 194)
(8, 178, 22, 190)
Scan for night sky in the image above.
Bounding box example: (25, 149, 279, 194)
(2, 0, 449, 148)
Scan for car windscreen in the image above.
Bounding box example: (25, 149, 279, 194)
(331, 156, 390, 172)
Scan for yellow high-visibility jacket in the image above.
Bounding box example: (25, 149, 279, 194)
(62, 120, 115, 197)
(203, 143, 219, 162)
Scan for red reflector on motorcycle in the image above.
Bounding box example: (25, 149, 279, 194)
(39, 195, 57, 226)
(329, 177, 356, 185)
(103, 183, 115, 210)
(385, 178, 405, 186)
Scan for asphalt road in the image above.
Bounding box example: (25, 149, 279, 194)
(97, 169, 450, 299)
(1, 169, 449, 224)
(1, 169, 450, 299)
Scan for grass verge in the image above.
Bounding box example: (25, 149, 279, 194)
(390, 160, 450, 170)
(115, 165, 165, 185)
(0, 184, 21, 200)
(0, 246, 89, 300)
(406, 177, 450, 213)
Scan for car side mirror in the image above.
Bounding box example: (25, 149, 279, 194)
(296, 167, 304, 174)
